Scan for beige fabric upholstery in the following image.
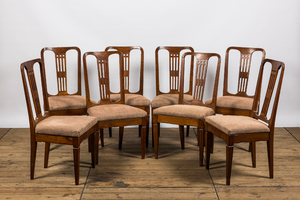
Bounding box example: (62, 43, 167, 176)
(205, 96, 253, 110)
(88, 104, 147, 121)
(48, 95, 86, 111)
(35, 116, 97, 137)
(205, 115, 270, 135)
(151, 94, 193, 108)
(153, 105, 214, 119)
(110, 94, 150, 107)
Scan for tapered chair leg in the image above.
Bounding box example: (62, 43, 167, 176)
(73, 147, 80, 185)
(226, 145, 234, 185)
(94, 131, 99, 165)
(153, 123, 159, 159)
(179, 125, 185, 149)
(100, 129, 104, 147)
(198, 128, 204, 166)
(267, 140, 274, 178)
(141, 125, 146, 159)
(250, 142, 256, 168)
(186, 125, 190, 137)
(109, 127, 112, 137)
(119, 127, 124, 149)
(90, 134, 95, 168)
(44, 142, 50, 168)
(30, 141, 37, 180)
(138, 125, 142, 137)
(205, 131, 213, 169)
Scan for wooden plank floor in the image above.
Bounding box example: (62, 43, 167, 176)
(0, 127, 299, 199)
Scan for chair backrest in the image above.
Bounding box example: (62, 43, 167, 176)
(105, 46, 144, 95)
(155, 46, 194, 95)
(20, 59, 49, 134)
(41, 46, 81, 96)
(179, 52, 221, 111)
(252, 59, 285, 130)
(223, 46, 266, 97)
(83, 51, 124, 108)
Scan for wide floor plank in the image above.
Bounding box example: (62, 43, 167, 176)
(0, 127, 299, 199)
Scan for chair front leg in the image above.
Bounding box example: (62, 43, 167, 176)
(267, 140, 274, 179)
(250, 142, 256, 168)
(141, 121, 147, 159)
(30, 141, 37, 180)
(198, 128, 204, 166)
(73, 146, 80, 185)
(44, 142, 50, 168)
(226, 145, 234, 185)
(153, 123, 159, 159)
(119, 127, 124, 149)
(179, 125, 185, 149)
(205, 131, 213, 169)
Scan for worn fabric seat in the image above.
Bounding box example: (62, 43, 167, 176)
(205, 115, 270, 135)
(35, 116, 98, 137)
(88, 101, 147, 121)
(205, 96, 253, 110)
(151, 94, 193, 108)
(48, 95, 87, 111)
(154, 105, 214, 119)
(110, 94, 150, 107)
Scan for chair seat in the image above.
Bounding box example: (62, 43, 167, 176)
(205, 115, 270, 135)
(88, 104, 147, 121)
(110, 94, 150, 107)
(205, 96, 253, 110)
(153, 105, 214, 119)
(151, 94, 193, 108)
(35, 116, 97, 137)
(48, 95, 86, 111)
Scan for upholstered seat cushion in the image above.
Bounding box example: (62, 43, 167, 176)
(48, 95, 86, 111)
(110, 94, 150, 107)
(205, 96, 253, 110)
(153, 105, 214, 119)
(151, 94, 194, 108)
(88, 104, 147, 121)
(205, 115, 270, 135)
(35, 116, 97, 137)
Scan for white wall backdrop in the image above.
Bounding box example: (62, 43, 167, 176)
(0, 0, 299, 128)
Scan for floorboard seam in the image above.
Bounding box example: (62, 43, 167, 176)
(284, 127, 300, 143)
(0, 128, 12, 140)
(80, 165, 92, 200)
(208, 169, 220, 200)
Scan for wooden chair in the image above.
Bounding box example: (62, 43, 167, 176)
(206, 46, 266, 115)
(153, 52, 221, 166)
(105, 46, 150, 146)
(152, 46, 195, 141)
(83, 51, 148, 159)
(205, 46, 266, 152)
(41, 47, 87, 115)
(205, 59, 285, 185)
(21, 59, 99, 185)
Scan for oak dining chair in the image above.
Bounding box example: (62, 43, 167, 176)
(151, 46, 195, 144)
(21, 58, 99, 185)
(41, 47, 87, 115)
(153, 52, 221, 166)
(205, 58, 284, 185)
(105, 46, 150, 146)
(83, 51, 148, 158)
